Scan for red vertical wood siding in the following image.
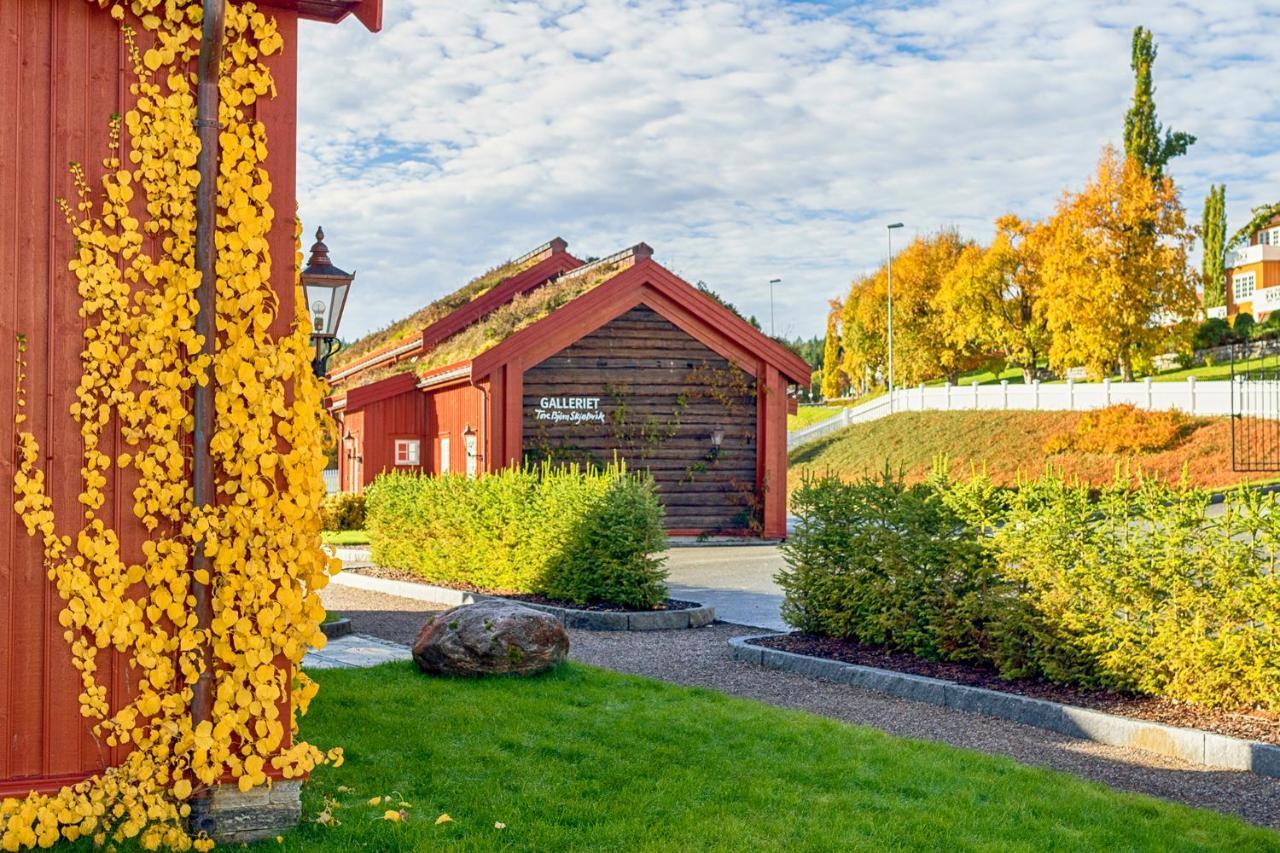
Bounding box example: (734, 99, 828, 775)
(341, 381, 484, 489)
(0, 0, 303, 796)
(424, 383, 484, 475)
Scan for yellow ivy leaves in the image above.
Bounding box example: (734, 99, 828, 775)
(4, 2, 338, 850)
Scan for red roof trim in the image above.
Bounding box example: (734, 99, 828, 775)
(420, 246, 583, 352)
(344, 371, 418, 412)
(471, 259, 811, 386)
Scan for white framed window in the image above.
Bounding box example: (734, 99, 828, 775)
(394, 439, 420, 466)
(1234, 271, 1257, 302)
(439, 437, 451, 474)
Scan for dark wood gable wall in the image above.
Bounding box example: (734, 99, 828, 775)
(521, 306, 758, 532)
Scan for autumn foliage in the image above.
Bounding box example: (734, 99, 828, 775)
(825, 147, 1199, 398)
(5, 3, 338, 850)
(1044, 404, 1192, 455)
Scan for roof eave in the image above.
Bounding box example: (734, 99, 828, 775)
(259, 0, 383, 32)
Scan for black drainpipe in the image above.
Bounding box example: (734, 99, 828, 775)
(189, 0, 225, 836)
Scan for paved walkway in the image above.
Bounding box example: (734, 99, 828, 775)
(304, 632, 412, 669)
(665, 543, 787, 630)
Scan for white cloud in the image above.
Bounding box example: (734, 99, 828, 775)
(295, 0, 1280, 342)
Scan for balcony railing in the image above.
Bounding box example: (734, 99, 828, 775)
(1228, 244, 1280, 269)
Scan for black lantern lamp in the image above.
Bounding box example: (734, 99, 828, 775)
(301, 226, 355, 378)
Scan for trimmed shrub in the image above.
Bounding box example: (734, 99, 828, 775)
(780, 468, 1280, 711)
(779, 469, 1006, 663)
(1192, 317, 1231, 350)
(364, 462, 668, 609)
(321, 493, 366, 531)
(1044, 404, 1191, 455)
(1232, 312, 1256, 341)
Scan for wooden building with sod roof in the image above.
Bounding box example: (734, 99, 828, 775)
(328, 241, 810, 539)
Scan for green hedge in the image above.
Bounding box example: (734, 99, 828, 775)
(321, 493, 367, 532)
(365, 463, 668, 609)
(780, 469, 1280, 711)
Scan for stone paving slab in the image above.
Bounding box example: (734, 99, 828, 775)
(303, 633, 412, 669)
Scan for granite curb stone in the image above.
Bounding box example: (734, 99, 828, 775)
(330, 571, 714, 631)
(728, 634, 1280, 779)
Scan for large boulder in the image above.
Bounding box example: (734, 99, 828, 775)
(412, 601, 569, 677)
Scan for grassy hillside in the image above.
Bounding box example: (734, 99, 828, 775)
(787, 404, 845, 431)
(788, 409, 1270, 491)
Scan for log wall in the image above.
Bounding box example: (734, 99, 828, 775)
(522, 306, 758, 532)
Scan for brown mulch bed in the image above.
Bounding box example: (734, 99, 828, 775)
(750, 633, 1280, 746)
(346, 565, 700, 613)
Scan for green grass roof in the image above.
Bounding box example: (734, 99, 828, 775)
(416, 254, 630, 373)
(329, 248, 548, 372)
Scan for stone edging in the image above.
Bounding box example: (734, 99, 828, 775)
(320, 617, 353, 640)
(330, 570, 715, 631)
(727, 635, 1280, 779)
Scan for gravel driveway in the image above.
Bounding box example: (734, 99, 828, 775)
(319, 584, 1280, 829)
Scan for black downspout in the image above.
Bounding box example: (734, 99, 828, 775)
(189, 0, 225, 837)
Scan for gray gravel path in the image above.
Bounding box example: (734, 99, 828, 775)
(319, 584, 1280, 829)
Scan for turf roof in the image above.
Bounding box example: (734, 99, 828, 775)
(416, 252, 636, 372)
(328, 247, 548, 372)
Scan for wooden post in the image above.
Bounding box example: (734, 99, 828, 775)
(760, 364, 788, 540)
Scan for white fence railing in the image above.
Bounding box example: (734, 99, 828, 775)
(788, 377, 1233, 451)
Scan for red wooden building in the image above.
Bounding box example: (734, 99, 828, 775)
(330, 242, 810, 539)
(0, 0, 380, 800)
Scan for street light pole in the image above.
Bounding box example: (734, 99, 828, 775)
(886, 222, 904, 411)
(768, 278, 782, 336)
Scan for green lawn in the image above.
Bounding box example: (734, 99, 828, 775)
(1149, 353, 1273, 382)
(788, 404, 845, 431)
(251, 662, 1275, 851)
(925, 363, 1032, 387)
(910, 354, 1272, 388)
(322, 530, 370, 546)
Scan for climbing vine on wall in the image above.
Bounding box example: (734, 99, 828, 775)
(3, 2, 338, 850)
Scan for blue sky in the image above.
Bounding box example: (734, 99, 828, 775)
(295, 0, 1280, 342)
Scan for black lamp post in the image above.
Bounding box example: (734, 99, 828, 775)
(300, 226, 354, 378)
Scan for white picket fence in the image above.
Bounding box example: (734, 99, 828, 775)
(788, 377, 1235, 450)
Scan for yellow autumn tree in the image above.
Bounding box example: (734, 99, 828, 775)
(934, 214, 1050, 384)
(820, 302, 846, 399)
(838, 272, 882, 396)
(1040, 147, 1198, 380)
(841, 230, 974, 389)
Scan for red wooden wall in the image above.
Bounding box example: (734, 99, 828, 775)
(0, 0, 301, 796)
(342, 388, 426, 491)
(424, 381, 485, 476)
(339, 379, 485, 490)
